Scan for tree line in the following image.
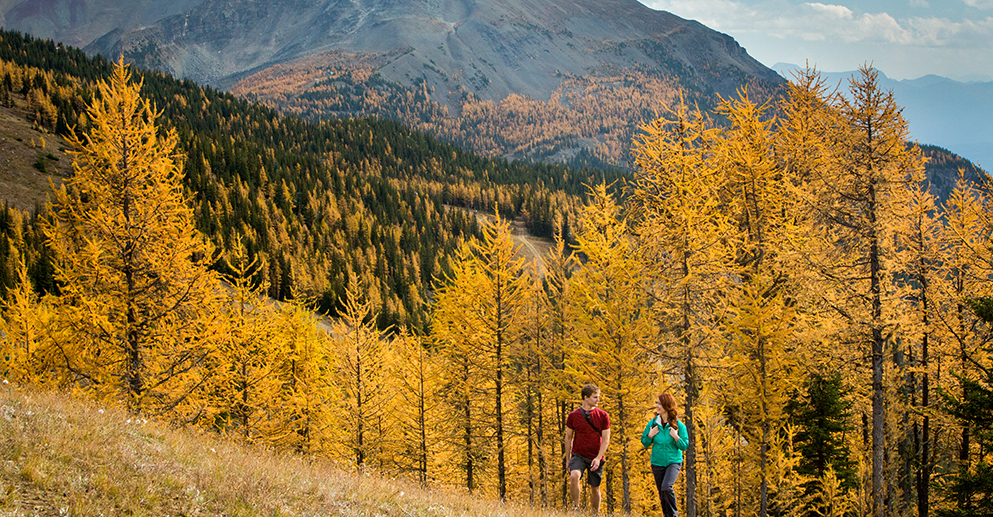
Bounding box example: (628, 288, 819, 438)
(0, 28, 628, 332)
(230, 47, 783, 169)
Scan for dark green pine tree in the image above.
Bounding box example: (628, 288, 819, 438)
(937, 298, 993, 517)
(786, 372, 858, 493)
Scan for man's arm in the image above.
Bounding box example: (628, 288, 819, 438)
(591, 428, 610, 470)
(563, 427, 575, 472)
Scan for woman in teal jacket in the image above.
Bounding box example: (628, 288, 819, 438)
(641, 393, 689, 517)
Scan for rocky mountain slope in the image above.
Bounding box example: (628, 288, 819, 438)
(2, 0, 784, 110)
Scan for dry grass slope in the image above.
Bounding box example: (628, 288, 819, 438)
(0, 384, 574, 517)
(0, 102, 69, 211)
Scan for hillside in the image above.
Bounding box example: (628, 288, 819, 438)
(0, 384, 567, 516)
(0, 30, 615, 329)
(0, 0, 202, 49)
(2, 31, 984, 314)
(0, 101, 69, 211)
(919, 144, 988, 203)
(229, 48, 742, 165)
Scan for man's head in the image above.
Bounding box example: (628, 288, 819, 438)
(581, 384, 600, 406)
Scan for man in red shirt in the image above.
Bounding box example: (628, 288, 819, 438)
(563, 383, 611, 513)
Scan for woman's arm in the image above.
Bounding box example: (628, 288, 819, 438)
(676, 421, 689, 451)
(641, 419, 658, 447)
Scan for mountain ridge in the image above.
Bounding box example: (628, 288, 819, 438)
(2, 0, 784, 109)
(774, 63, 993, 173)
(1, 0, 788, 164)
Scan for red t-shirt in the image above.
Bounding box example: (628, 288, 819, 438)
(567, 407, 610, 459)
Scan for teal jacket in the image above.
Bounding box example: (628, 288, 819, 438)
(641, 417, 689, 466)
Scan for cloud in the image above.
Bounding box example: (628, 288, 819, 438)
(638, 0, 993, 79)
(806, 2, 852, 19)
(964, 0, 993, 10)
(779, 4, 910, 43)
(852, 12, 912, 44)
(641, 0, 993, 48)
(907, 16, 993, 47)
(639, 0, 754, 27)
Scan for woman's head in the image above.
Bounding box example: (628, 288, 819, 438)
(657, 393, 678, 424)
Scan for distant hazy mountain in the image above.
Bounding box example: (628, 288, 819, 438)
(0, 0, 202, 48)
(2, 0, 784, 111)
(774, 63, 992, 173)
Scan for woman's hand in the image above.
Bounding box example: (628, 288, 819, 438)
(669, 425, 679, 441)
(648, 424, 660, 438)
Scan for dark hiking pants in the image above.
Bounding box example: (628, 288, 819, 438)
(651, 462, 682, 517)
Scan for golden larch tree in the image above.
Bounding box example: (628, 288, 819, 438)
(432, 242, 491, 492)
(202, 243, 287, 443)
(471, 213, 530, 500)
(44, 57, 220, 414)
(631, 97, 737, 517)
(0, 251, 54, 385)
(517, 266, 555, 504)
(893, 178, 950, 517)
(714, 88, 804, 517)
(937, 174, 993, 475)
(433, 213, 529, 498)
(795, 65, 924, 517)
(390, 331, 441, 485)
(329, 277, 393, 466)
(568, 183, 656, 513)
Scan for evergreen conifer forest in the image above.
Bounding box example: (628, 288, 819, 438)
(1, 30, 991, 517)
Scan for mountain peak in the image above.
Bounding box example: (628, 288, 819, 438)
(3, 0, 781, 107)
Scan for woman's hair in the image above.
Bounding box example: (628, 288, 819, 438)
(658, 393, 679, 425)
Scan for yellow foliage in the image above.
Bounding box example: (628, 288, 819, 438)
(42, 57, 220, 414)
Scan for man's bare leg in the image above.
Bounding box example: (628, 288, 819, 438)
(569, 470, 582, 508)
(590, 485, 602, 514)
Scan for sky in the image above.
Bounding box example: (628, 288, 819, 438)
(637, 0, 993, 82)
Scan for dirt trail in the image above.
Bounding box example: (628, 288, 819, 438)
(447, 206, 555, 276)
(516, 233, 547, 277)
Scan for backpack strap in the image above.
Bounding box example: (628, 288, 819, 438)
(581, 409, 602, 436)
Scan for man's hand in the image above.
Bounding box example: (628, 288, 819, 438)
(669, 425, 679, 441)
(591, 457, 601, 471)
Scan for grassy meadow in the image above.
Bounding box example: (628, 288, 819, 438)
(0, 383, 577, 517)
